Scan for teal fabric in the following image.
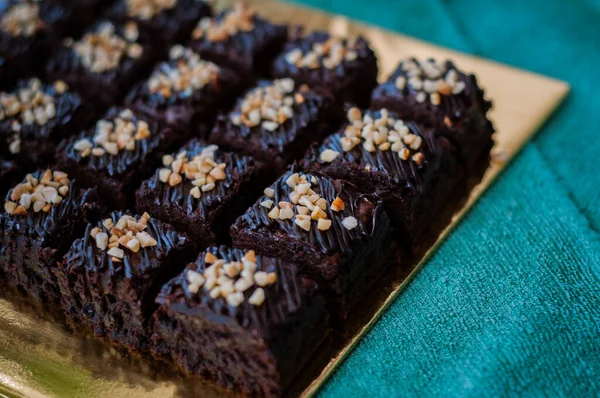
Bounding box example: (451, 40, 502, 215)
(287, 0, 600, 396)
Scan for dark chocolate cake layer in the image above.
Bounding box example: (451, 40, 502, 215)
(152, 245, 328, 397)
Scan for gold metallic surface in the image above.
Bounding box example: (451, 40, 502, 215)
(0, 1, 569, 397)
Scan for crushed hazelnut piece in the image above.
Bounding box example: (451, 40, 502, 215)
(148, 45, 220, 98)
(192, 3, 255, 42)
(92, 214, 158, 256)
(397, 58, 465, 104)
(320, 149, 340, 163)
(342, 216, 358, 230)
(73, 21, 143, 73)
(331, 196, 345, 212)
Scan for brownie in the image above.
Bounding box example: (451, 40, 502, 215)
(0, 0, 71, 80)
(209, 78, 342, 172)
(151, 245, 328, 396)
(371, 58, 494, 170)
(0, 78, 94, 170)
(231, 168, 397, 320)
(57, 107, 177, 208)
(0, 159, 19, 196)
(125, 45, 242, 139)
(188, 2, 287, 77)
(0, 169, 97, 303)
(105, 0, 212, 49)
(136, 139, 266, 247)
(55, 211, 196, 350)
(46, 20, 156, 108)
(272, 31, 378, 107)
(302, 108, 462, 254)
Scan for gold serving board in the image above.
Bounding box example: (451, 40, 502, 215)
(0, 1, 569, 397)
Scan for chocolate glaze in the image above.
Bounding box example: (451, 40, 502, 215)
(125, 56, 242, 136)
(272, 30, 378, 107)
(105, 0, 212, 46)
(235, 167, 384, 258)
(371, 59, 494, 168)
(156, 245, 320, 340)
(209, 81, 341, 171)
(0, 159, 19, 196)
(189, 9, 288, 76)
(0, 79, 95, 167)
(46, 20, 158, 108)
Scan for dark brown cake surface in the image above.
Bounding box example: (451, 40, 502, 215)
(152, 245, 328, 396)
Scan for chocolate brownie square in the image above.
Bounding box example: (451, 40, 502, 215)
(302, 107, 462, 254)
(125, 45, 242, 139)
(46, 20, 156, 108)
(57, 107, 177, 209)
(188, 2, 287, 77)
(0, 169, 97, 303)
(209, 78, 342, 172)
(105, 0, 212, 48)
(151, 245, 328, 396)
(136, 139, 266, 247)
(0, 78, 94, 169)
(371, 58, 494, 170)
(55, 211, 196, 350)
(272, 31, 378, 107)
(231, 168, 397, 320)
(0, 0, 71, 79)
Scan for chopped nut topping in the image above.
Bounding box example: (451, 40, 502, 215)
(265, 172, 340, 232)
(72, 21, 142, 73)
(284, 36, 360, 70)
(92, 213, 157, 260)
(148, 45, 220, 98)
(186, 249, 276, 307)
(396, 58, 465, 104)
(342, 216, 358, 230)
(158, 144, 226, 198)
(191, 2, 255, 42)
(73, 109, 150, 158)
(0, 78, 65, 154)
(4, 169, 71, 216)
(230, 78, 297, 130)
(321, 108, 425, 166)
(126, 0, 177, 20)
(1, 3, 41, 37)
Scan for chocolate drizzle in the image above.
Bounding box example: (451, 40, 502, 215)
(239, 168, 383, 256)
(156, 246, 312, 339)
(142, 139, 254, 218)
